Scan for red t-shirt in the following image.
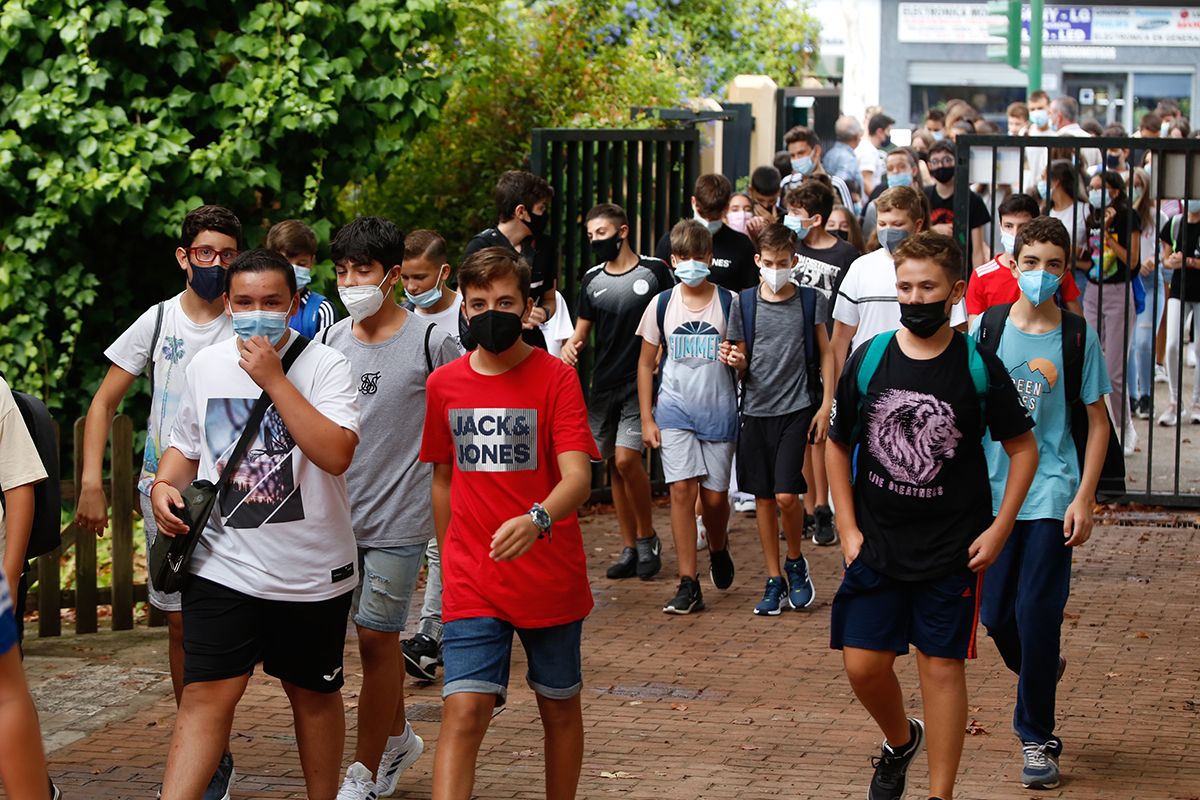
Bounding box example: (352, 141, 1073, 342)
(966, 256, 1080, 316)
(420, 347, 599, 628)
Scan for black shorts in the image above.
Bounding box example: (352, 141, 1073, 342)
(181, 576, 352, 693)
(736, 408, 814, 498)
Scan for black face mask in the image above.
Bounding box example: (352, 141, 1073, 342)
(527, 209, 549, 237)
(931, 165, 956, 184)
(1105, 153, 1122, 169)
(899, 299, 950, 338)
(832, 229, 850, 242)
(468, 309, 524, 354)
(590, 234, 622, 264)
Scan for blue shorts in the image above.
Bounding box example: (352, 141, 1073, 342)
(0, 575, 16, 657)
(350, 543, 427, 633)
(830, 559, 983, 660)
(442, 617, 583, 706)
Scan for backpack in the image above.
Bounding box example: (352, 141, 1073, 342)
(0, 388, 61, 560)
(148, 301, 164, 400)
(976, 304, 1126, 501)
(289, 291, 330, 339)
(738, 284, 821, 406)
(850, 330, 989, 442)
(321, 320, 439, 374)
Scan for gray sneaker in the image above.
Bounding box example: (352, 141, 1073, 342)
(1020, 742, 1061, 789)
(635, 534, 662, 580)
(203, 752, 235, 800)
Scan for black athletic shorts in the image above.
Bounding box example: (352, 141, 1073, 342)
(181, 576, 352, 693)
(736, 407, 814, 498)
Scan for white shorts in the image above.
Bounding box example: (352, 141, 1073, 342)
(659, 429, 735, 492)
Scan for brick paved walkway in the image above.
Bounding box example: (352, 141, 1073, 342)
(20, 505, 1200, 799)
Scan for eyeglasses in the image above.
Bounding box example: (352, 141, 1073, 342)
(187, 246, 239, 266)
(929, 158, 955, 168)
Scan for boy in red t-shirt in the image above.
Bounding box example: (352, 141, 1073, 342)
(966, 193, 1081, 325)
(420, 247, 599, 800)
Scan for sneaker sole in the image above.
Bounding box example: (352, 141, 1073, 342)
(812, 532, 839, 546)
(1022, 776, 1061, 790)
(753, 605, 783, 616)
(606, 567, 637, 580)
(788, 586, 816, 609)
(662, 599, 705, 614)
(402, 653, 439, 682)
(209, 768, 234, 800)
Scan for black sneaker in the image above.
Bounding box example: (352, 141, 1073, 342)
(606, 547, 637, 579)
(813, 505, 838, 546)
(868, 718, 925, 800)
(1134, 396, 1152, 420)
(663, 577, 704, 614)
(401, 632, 441, 681)
(635, 534, 662, 580)
(801, 512, 815, 542)
(709, 546, 735, 590)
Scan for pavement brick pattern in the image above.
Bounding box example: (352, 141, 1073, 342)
(19, 505, 1200, 799)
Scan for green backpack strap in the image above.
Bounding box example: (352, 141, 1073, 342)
(963, 332, 989, 397)
(851, 331, 896, 442)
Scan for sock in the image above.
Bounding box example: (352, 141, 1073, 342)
(386, 722, 414, 753)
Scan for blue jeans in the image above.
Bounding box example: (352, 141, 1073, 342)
(979, 519, 1072, 752)
(442, 616, 583, 705)
(1128, 268, 1167, 402)
(350, 543, 427, 633)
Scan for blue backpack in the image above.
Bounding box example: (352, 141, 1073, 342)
(289, 291, 330, 339)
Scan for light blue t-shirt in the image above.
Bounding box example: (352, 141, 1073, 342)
(974, 320, 1111, 520)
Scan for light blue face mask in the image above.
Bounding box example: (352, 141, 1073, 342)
(879, 227, 911, 254)
(783, 214, 811, 237)
(673, 259, 711, 287)
(931, 130, 946, 142)
(406, 278, 444, 309)
(1017, 268, 1062, 307)
(292, 264, 312, 290)
(888, 172, 913, 188)
(1030, 109, 1049, 129)
(791, 156, 815, 177)
(1188, 199, 1200, 214)
(231, 309, 290, 345)
(1000, 231, 1016, 256)
(692, 211, 722, 234)
(1161, 121, 1172, 137)
(1037, 179, 1049, 199)
(1088, 190, 1104, 210)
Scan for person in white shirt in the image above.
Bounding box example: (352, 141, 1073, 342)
(151, 249, 360, 800)
(831, 186, 968, 377)
(856, 112, 893, 196)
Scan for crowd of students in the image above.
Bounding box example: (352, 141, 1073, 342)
(0, 96, 1194, 800)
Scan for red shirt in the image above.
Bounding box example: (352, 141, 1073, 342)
(966, 256, 1080, 316)
(420, 347, 599, 628)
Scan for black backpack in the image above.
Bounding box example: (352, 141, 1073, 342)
(0, 387, 62, 559)
(976, 304, 1126, 502)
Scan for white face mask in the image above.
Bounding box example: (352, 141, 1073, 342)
(338, 273, 392, 323)
(759, 266, 792, 293)
(692, 209, 722, 234)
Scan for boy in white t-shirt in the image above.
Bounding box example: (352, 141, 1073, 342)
(152, 249, 360, 800)
(398, 229, 466, 684)
(831, 186, 968, 378)
(76, 204, 241, 796)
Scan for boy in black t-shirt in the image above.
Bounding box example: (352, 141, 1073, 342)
(826, 232, 1038, 800)
(925, 140, 991, 268)
(784, 180, 861, 547)
(654, 173, 758, 291)
(563, 204, 674, 581)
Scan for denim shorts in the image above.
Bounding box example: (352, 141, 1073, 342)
(350, 542, 428, 633)
(442, 616, 583, 705)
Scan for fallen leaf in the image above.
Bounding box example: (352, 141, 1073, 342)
(965, 719, 989, 736)
(1135, 631, 1150, 639)
(740, 744, 760, 751)
(1105, 671, 1121, 678)
(732, 717, 753, 725)
(671, 702, 688, 711)
(600, 771, 634, 779)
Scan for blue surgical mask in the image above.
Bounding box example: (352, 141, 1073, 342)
(783, 214, 811, 236)
(1000, 231, 1016, 256)
(1037, 179, 1049, 199)
(1088, 190, 1104, 210)
(1048, 115, 1060, 133)
(790, 156, 815, 177)
(931, 130, 946, 142)
(189, 264, 224, 303)
(230, 309, 290, 345)
(292, 264, 312, 290)
(673, 259, 711, 287)
(888, 172, 913, 188)
(1161, 121, 1172, 137)
(406, 279, 443, 309)
(1030, 109, 1049, 129)
(1017, 269, 1062, 307)
(1188, 199, 1200, 214)
(879, 227, 911, 254)
(692, 210, 722, 234)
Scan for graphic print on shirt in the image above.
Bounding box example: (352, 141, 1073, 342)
(146, 336, 187, 482)
(866, 389, 962, 487)
(1009, 358, 1057, 414)
(359, 371, 382, 395)
(668, 320, 720, 364)
(450, 407, 538, 472)
(205, 398, 303, 528)
(793, 254, 841, 299)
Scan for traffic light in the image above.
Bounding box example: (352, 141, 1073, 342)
(986, 0, 1022, 70)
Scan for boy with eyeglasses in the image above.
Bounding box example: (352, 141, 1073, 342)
(76, 204, 242, 798)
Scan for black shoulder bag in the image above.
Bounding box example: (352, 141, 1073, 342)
(150, 337, 310, 593)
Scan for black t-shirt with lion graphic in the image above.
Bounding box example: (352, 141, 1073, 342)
(829, 333, 1031, 581)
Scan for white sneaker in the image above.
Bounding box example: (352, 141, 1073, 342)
(337, 762, 378, 800)
(1191, 404, 1200, 425)
(1188, 349, 1197, 368)
(1123, 420, 1138, 457)
(1155, 364, 1168, 384)
(732, 497, 756, 513)
(1158, 404, 1178, 427)
(375, 732, 424, 796)
(696, 515, 708, 550)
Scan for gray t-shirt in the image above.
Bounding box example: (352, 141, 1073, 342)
(735, 286, 829, 418)
(322, 314, 461, 547)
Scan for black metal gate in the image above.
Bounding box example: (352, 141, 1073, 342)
(954, 134, 1200, 507)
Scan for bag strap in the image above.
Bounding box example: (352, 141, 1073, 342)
(738, 287, 757, 364)
(975, 303, 1011, 358)
(148, 301, 164, 401)
(216, 336, 310, 489)
(1061, 310, 1085, 407)
(855, 331, 894, 399)
(963, 332, 989, 399)
(655, 288, 672, 344)
(423, 322, 436, 374)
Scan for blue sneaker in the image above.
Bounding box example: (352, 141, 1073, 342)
(203, 751, 235, 800)
(784, 556, 815, 609)
(1021, 742, 1061, 789)
(753, 577, 786, 616)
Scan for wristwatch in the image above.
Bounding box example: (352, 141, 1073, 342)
(528, 503, 552, 540)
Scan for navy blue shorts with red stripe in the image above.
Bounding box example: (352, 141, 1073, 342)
(830, 558, 983, 660)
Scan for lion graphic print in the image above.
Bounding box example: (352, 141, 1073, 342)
(866, 389, 963, 486)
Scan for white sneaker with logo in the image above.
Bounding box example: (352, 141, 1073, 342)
(375, 732, 424, 796)
(336, 762, 378, 800)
